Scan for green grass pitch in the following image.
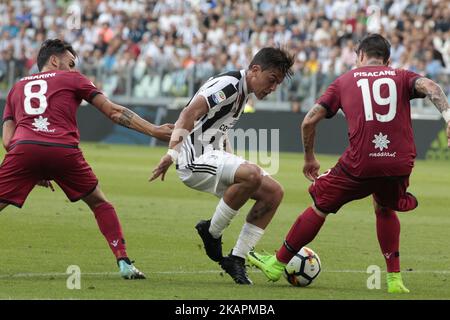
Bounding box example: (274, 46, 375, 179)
(0, 143, 448, 300)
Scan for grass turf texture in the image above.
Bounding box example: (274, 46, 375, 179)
(0, 143, 448, 299)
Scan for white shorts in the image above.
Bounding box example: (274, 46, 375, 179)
(177, 150, 268, 198)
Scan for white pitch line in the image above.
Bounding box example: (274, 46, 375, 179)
(0, 269, 449, 279)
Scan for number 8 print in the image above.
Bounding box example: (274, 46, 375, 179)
(24, 80, 48, 115)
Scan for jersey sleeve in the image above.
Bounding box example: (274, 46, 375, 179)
(198, 78, 238, 110)
(401, 69, 426, 100)
(316, 78, 341, 118)
(3, 87, 15, 122)
(72, 71, 102, 103)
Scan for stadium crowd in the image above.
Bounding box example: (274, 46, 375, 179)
(0, 0, 449, 110)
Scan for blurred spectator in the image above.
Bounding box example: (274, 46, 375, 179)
(0, 0, 448, 106)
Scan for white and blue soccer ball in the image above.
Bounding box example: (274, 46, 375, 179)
(283, 246, 321, 287)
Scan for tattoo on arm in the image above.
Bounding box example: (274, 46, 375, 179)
(306, 105, 322, 119)
(117, 109, 135, 128)
(415, 78, 450, 113)
(302, 129, 315, 154)
(429, 88, 450, 114)
(302, 104, 326, 155)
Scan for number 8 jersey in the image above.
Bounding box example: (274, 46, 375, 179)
(3, 70, 101, 149)
(316, 66, 426, 178)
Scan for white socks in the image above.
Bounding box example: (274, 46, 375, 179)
(232, 222, 265, 259)
(209, 198, 238, 239)
(209, 199, 265, 259)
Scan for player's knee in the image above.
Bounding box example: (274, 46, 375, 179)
(82, 186, 109, 209)
(269, 181, 284, 205)
(89, 201, 115, 214)
(242, 165, 263, 190)
(311, 204, 328, 218)
(83, 194, 109, 210)
(373, 198, 389, 213)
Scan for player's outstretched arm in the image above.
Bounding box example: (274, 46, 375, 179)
(149, 95, 209, 182)
(91, 94, 174, 142)
(414, 77, 450, 147)
(301, 104, 327, 181)
(2, 119, 16, 151)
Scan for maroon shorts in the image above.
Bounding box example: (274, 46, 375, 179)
(308, 164, 418, 214)
(0, 143, 98, 207)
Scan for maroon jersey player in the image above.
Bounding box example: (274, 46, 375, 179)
(248, 34, 450, 293)
(0, 39, 173, 279)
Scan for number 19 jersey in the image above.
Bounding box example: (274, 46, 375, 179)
(3, 70, 101, 149)
(316, 66, 425, 178)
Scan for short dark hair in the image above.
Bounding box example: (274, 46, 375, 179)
(249, 47, 295, 79)
(37, 39, 77, 71)
(356, 33, 391, 63)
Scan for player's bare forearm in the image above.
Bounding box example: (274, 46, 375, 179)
(117, 109, 174, 142)
(415, 78, 450, 147)
(415, 78, 450, 115)
(168, 96, 209, 150)
(91, 94, 172, 140)
(169, 110, 195, 150)
(301, 104, 327, 159)
(302, 123, 316, 159)
(2, 120, 16, 150)
(112, 107, 161, 136)
(111, 106, 164, 138)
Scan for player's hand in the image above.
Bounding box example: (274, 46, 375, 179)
(37, 180, 55, 192)
(149, 154, 173, 182)
(154, 123, 175, 142)
(303, 158, 320, 182)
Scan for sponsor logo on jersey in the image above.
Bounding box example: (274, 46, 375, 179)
(369, 152, 397, 158)
(370, 132, 396, 157)
(212, 90, 226, 104)
(372, 132, 390, 151)
(32, 116, 55, 133)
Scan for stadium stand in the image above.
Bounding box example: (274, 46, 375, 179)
(0, 0, 448, 114)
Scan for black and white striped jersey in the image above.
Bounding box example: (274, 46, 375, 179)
(177, 69, 249, 169)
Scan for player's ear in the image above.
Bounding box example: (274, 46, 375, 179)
(49, 55, 60, 69)
(385, 58, 391, 66)
(249, 64, 261, 75)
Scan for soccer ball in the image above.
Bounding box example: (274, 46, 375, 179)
(283, 247, 321, 287)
